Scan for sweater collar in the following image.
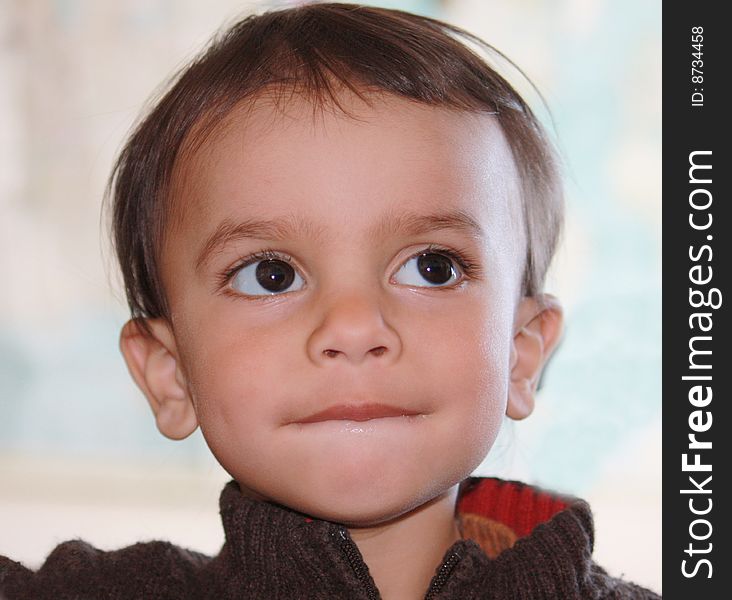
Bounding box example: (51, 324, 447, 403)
(216, 480, 379, 599)
(438, 479, 598, 598)
(215, 478, 597, 599)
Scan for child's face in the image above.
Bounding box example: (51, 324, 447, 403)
(154, 93, 528, 525)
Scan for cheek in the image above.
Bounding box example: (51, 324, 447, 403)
(427, 287, 512, 390)
(451, 321, 510, 455)
(177, 311, 287, 430)
(177, 318, 293, 480)
(412, 293, 512, 467)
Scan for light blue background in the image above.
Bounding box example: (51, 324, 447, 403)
(0, 0, 661, 495)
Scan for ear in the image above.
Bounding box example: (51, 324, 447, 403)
(119, 318, 199, 440)
(507, 295, 564, 420)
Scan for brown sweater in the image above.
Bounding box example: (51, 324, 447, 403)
(0, 477, 660, 599)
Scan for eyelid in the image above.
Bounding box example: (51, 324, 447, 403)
(232, 248, 295, 271)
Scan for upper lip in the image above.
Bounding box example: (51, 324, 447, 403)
(295, 403, 421, 424)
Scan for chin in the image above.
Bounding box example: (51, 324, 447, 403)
(303, 489, 424, 527)
(293, 467, 453, 527)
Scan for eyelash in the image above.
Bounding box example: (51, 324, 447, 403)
(217, 244, 482, 295)
(419, 244, 482, 281)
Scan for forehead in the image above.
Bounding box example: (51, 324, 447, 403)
(171, 91, 522, 252)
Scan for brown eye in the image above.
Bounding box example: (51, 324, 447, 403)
(256, 260, 295, 291)
(231, 258, 303, 296)
(417, 253, 455, 285)
(393, 251, 460, 287)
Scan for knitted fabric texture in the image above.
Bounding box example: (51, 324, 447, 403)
(458, 513, 517, 559)
(0, 477, 661, 599)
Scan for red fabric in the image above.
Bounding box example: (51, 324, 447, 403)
(457, 478, 568, 538)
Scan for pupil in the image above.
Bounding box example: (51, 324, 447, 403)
(255, 260, 294, 292)
(417, 253, 454, 284)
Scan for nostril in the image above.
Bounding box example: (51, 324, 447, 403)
(322, 347, 387, 359)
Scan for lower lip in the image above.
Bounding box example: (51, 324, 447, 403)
(291, 414, 428, 434)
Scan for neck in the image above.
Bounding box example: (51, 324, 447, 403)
(347, 485, 462, 600)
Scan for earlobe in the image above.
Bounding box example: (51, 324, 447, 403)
(119, 318, 199, 440)
(507, 295, 563, 420)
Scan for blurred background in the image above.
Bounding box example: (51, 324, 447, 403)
(0, 0, 661, 592)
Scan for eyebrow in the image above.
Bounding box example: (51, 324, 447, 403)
(195, 209, 484, 272)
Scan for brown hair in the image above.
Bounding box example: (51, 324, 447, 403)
(109, 1, 563, 327)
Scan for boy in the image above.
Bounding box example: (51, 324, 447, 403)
(0, 3, 660, 599)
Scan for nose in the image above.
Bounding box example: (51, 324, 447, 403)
(307, 290, 402, 367)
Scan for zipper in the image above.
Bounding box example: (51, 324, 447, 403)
(423, 550, 462, 600)
(335, 528, 381, 600)
(334, 526, 463, 600)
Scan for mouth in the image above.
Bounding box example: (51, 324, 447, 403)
(294, 403, 422, 424)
